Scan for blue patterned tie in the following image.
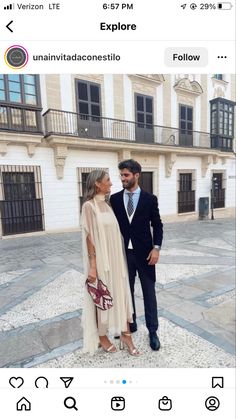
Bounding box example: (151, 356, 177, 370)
(127, 193, 134, 216)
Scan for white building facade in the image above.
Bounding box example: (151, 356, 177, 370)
(0, 74, 235, 236)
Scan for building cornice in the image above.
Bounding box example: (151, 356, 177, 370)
(174, 78, 203, 96)
(128, 74, 165, 85)
(46, 135, 234, 157)
(211, 77, 229, 87)
(0, 132, 43, 157)
(46, 134, 234, 178)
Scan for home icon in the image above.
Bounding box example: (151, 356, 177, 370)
(16, 397, 31, 411)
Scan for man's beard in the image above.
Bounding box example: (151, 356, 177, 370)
(122, 178, 136, 189)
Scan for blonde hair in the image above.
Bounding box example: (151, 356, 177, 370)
(83, 170, 108, 202)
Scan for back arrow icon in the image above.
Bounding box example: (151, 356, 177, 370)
(6, 21, 13, 33)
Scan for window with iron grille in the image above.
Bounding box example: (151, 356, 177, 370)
(0, 165, 44, 236)
(0, 74, 42, 132)
(212, 173, 225, 208)
(210, 98, 234, 151)
(178, 173, 195, 213)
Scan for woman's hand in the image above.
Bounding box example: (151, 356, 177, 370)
(87, 267, 97, 283)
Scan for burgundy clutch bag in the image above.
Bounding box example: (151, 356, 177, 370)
(86, 278, 113, 311)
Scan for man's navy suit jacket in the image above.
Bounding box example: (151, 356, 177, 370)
(110, 189, 163, 262)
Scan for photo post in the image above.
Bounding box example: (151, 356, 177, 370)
(0, 1, 235, 418)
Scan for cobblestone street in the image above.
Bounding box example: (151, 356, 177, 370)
(0, 218, 235, 368)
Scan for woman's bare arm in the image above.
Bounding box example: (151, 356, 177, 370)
(86, 235, 97, 282)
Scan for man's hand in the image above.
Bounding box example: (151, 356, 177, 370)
(146, 248, 160, 265)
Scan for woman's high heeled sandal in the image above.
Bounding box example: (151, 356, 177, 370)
(102, 343, 117, 353)
(99, 340, 117, 353)
(119, 332, 141, 356)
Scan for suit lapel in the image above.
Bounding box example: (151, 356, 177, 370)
(118, 190, 129, 222)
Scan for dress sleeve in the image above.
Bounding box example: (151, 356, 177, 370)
(81, 201, 96, 246)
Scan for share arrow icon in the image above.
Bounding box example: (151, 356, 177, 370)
(60, 377, 74, 388)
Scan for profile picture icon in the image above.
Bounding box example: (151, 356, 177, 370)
(205, 396, 220, 411)
(4, 45, 29, 69)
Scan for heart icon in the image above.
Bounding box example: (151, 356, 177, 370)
(9, 377, 24, 388)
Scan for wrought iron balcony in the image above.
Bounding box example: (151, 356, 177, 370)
(44, 109, 232, 152)
(0, 104, 42, 134)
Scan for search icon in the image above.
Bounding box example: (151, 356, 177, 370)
(64, 397, 78, 411)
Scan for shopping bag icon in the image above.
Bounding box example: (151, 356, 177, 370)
(158, 396, 172, 411)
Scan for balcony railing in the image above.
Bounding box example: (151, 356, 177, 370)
(0, 104, 42, 134)
(43, 109, 233, 151)
(1, 106, 233, 152)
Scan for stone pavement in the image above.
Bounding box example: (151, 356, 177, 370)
(0, 218, 235, 368)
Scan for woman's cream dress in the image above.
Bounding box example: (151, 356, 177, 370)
(81, 194, 133, 354)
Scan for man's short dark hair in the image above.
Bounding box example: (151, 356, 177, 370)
(118, 159, 142, 174)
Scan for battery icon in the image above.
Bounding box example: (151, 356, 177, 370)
(217, 2, 233, 9)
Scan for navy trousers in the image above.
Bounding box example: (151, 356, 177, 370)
(126, 249, 158, 333)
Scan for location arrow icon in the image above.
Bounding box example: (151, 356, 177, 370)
(60, 377, 74, 388)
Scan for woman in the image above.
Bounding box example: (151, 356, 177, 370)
(81, 170, 140, 356)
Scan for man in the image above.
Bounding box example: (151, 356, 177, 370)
(110, 159, 163, 351)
